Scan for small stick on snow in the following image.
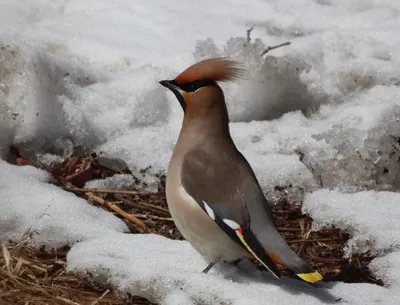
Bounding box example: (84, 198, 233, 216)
(261, 41, 291, 56)
(86, 193, 148, 230)
(246, 26, 254, 44)
(64, 186, 140, 196)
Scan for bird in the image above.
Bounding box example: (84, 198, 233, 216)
(159, 57, 323, 284)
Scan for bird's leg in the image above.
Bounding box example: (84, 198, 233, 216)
(202, 257, 241, 273)
(202, 259, 219, 274)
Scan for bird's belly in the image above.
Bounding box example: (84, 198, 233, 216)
(166, 185, 247, 263)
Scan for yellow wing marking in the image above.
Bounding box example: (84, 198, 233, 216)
(235, 229, 280, 279)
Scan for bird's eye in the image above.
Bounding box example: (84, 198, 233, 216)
(178, 79, 214, 93)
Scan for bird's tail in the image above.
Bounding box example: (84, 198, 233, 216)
(258, 229, 323, 283)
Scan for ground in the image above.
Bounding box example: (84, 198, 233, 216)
(0, 148, 383, 305)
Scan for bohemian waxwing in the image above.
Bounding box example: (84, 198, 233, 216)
(159, 58, 323, 284)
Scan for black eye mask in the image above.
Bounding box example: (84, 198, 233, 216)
(172, 79, 215, 92)
(159, 78, 217, 112)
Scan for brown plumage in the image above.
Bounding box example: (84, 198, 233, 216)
(174, 57, 246, 85)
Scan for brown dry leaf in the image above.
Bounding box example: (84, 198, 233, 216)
(51, 156, 94, 187)
(15, 157, 32, 166)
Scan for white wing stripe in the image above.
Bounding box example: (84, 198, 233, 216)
(202, 200, 216, 220)
(222, 218, 240, 230)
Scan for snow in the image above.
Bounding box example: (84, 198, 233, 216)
(84, 174, 136, 190)
(1, 0, 400, 304)
(68, 234, 346, 305)
(0, 160, 128, 247)
(304, 190, 400, 256)
(66, 233, 397, 305)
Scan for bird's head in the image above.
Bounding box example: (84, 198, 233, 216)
(159, 58, 246, 114)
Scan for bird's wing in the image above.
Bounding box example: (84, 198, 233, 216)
(181, 147, 281, 279)
(181, 147, 323, 284)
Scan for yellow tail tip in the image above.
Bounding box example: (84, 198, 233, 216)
(297, 271, 323, 283)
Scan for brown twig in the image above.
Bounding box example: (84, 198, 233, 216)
(246, 26, 254, 44)
(119, 198, 170, 215)
(277, 227, 301, 232)
(86, 193, 148, 230)
(56, 296, 81, 305)
(64, 186, 139, 196)
(261, 41, 291, 56)
(308, 254, 347, 264)
(132, 214, 174, 221)
(91, 289, 110, 305)
(287, 237, 344, 244)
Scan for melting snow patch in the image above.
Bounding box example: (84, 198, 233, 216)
(84, 174, 136, 190)
(303, 189, 400, 256)
(0, 160, 128, 247)
(67, 233, 346, 305)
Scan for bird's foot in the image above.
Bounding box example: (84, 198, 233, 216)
(202, 261, 216, 274)
(202, 258, 222, 274)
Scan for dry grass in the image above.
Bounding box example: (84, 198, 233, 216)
(0, 230, 153, 305)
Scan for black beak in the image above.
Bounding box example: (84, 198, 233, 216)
(158, 80, 186, 112)
(159, 80, 177, 91)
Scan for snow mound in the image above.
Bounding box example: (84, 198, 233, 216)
(68, 234, 347, 305)
(84, 174, 136, 190)
(2, 25, 400, 198)
(194, 37, 321, 122)
(370, 252, 400, 289)
(0, 160, 128, 247)
(303, 189, 400, 256)
(0, 39, 104, 156)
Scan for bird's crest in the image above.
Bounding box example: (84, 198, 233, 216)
(174, 57, 246, 85)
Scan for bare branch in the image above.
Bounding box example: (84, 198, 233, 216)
(64, 186, 139, 196)
(86, 192, 148, 230)
(246, 26, 254, 44)
(261, 41, 291, 56)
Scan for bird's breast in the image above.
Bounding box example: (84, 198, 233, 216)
(165, 163, 247, 263)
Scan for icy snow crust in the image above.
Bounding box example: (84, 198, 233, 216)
(1, 0, 400, 304)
